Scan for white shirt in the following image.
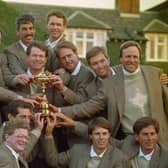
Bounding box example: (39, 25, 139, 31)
(45, 34, 64, 48)
(138, 147, 154, 161)
(90, 145, 107, 158)
(5, 144, 20, 162)
(71, 61, 81, 75)
(19, 40, 27, 52)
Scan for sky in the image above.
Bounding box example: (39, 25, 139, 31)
(3, 0, 167, 11)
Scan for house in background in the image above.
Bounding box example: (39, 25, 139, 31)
(6, 0, 168, 72)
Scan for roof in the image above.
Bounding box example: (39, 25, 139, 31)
(7, 2, 168, 41)
(143, 19, 168, 33)
(147, 1, 168, 11)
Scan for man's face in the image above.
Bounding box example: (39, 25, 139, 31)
(90, 127, 110, 154)
(5, 128, 29, 153)
(28, 47, 47, 72)
(16, 22, 35, 46)
(16, 107, 33, 125)
(135, 125, 158, 154)
(120, 46, 140, 73)
(89, 53, 111, 78)
(58, 48, 79, 72)
(47, 16, 66, 41)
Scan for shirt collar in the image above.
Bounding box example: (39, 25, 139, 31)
(90, 145, 107, 158)
(122, 65, 140, 76)
(138, 147, 154, 161)
(27, 68, 43, 77)
(5, 144, 19, 160)
(46, 34, 64, 48)
(19, 40, 28, 52)
(71, 61, 81, 75)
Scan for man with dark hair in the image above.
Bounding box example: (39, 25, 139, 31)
(118, 117, 168, 168)
(44, 11, 67, 73)
(54, 40, 168, 148)
(4, 14, 35, 75)
(9, 41, 49, 99)
(80, 46, 115, 102)
(5, 100, 33, 124)
(0, 119, 29, 168)
(49, 40, 94, 106)
(45, 11, 66, 49)
(41, 116, 131, 168)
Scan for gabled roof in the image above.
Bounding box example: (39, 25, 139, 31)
(143, 19, 168, 33)
(147, 1, 168, 11)
(68, 10, 112, 29)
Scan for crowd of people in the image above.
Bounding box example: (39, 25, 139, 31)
(0, 11, 168, 168)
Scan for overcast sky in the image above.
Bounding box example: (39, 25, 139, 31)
(3, 0, 167, 11)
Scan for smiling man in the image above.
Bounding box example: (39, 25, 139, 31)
(0, 119, 29, 168)
(45, 11, 66, 49)
(50, 40, 94, 106)
(4, 14, 35, 75)
(119, 117, 168, 168)
(9, 41, 48, 99)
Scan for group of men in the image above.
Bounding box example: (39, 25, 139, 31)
(0, 9, 168, 168)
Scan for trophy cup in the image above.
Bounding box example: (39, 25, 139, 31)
(33, 69, 51, 118)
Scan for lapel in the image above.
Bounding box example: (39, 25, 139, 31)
(12, 42, 28, 68)
(1, 144, 19, 168)
(113, 65, 125, 118)
(77, 145, 90, 168)
(149, 145, 160, 168)
(98, 145, 113, 168)
(19, 155, 28, 168)
(140, 66, 161, 118)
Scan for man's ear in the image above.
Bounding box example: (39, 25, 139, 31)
(134, 134, 139, 142)
(4, 134, 9, 141)
(89, 135, 92, 141)
(7, 113, 14, 121)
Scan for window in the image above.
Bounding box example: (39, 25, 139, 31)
(145, 34, 168, 62)
(66, 29, 107, 58)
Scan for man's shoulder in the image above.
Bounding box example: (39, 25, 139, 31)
(78, 63, 94, 78)
(141, 65, 161, 73)
(5, 41, 20, 51)
(71, 143, 90, 152)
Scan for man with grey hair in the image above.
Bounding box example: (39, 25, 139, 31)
(0, 119, 29, 168)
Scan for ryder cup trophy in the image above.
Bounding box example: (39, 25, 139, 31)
(33, 70, 51, 117)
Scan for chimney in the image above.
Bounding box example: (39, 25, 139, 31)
(115, 0, 140, 14)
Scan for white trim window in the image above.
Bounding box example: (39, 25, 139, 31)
(66, 29, 107, 58)
(145, 33, 168, 62)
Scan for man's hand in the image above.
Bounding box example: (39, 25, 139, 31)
(15, 74, 31, 85)
(55, 112, 77, 127)
(48, 104, 59, 113)
(48, 74, 65, 91)
(22, 97, 39, 107)
(160, 73, 168, 85)
(29, 93, 47, 102)
(54, 68, 66, 75)
(45, 112, 57, 136)
(33, 113, 44, 132)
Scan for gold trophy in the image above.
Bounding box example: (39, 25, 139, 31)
(33, 69, 51, 117)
